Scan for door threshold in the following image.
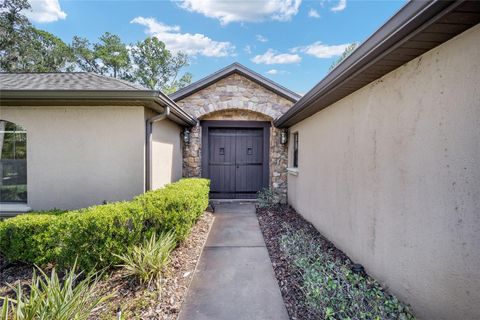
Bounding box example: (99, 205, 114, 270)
(210, 199, 258, 203)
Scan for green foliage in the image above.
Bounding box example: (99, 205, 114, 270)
(0, 178, 210, 271)
(0, 0, 31, 71)
(129, 37, 192, 92)
(256, 188, 282, 209)
(329, 43, 359, 71)
(136, 178, 210, 242)
(72, 32, 130, 78)
(22, 28, 74, 72)
(94, 32, 130, 78)
(0, 263, 108, 320)
(280, 226, 415, 320)
(71, 36, 103, 73)
(0, 214, 59, 265)
(114, 232, 176, 286)
(0, 0, 73, 72)
(1, 1, 193, 90)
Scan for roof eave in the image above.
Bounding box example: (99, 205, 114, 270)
(275, 0, 478, 128)
(0, 90, 197, 127)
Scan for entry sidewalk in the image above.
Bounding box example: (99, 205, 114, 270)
(178, 202, 289, 320)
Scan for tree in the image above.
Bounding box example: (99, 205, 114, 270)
(0, 0, 31, 71)
(94, 32, 130, 78)
(19, 28, 74, 72)
(73, 32, 130, 78)
(0, 0, 73, 72)
(71, 36, 103, 74)
(130, 37, 192, 93)
(329, 43, 358, 71)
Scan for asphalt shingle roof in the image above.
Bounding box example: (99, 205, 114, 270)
(0, 72, 149, 91)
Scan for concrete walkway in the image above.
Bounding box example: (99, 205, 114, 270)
(178, 202, 289, 320)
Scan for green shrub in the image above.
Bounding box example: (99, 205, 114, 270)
(136, 178, 210, 242)
(257, 188, 282, 209)
(0, 263, 108, 320)
(0, 214, 59, 265)
(114, 232, 176, 286)
(0, 178, 210, 271)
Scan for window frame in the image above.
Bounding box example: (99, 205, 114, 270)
(1, 120, 27, 204)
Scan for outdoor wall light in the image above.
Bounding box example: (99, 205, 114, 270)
(280, 130, 288, 145)
(183, 128, 191, 144)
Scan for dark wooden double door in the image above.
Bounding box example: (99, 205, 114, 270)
(204, 122, 269, 199)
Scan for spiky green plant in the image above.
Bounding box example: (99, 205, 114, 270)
(114, 232, 177, 286)
(0, 262, 108, 320)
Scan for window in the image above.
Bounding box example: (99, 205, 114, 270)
(293, 132, 298, 168)
(0, 120, 27, 203)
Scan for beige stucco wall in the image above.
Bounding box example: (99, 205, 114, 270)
(287, 24, 480, 319)
(1, 105, 146, 210)
(1, 105, 184, 211)
(147, 109, 183, 190)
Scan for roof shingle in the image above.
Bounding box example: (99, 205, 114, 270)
(0, 73, 149, 91)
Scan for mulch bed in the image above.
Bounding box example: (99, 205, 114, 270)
(0, 211, 214, 320)
(257, 205, 353, 320)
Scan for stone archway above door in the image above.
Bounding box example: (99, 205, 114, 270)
(172, 64, 299, 202)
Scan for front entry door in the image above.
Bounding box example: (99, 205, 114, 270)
(207, 126, 266, 199)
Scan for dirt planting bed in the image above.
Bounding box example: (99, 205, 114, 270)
(257, 205, 414, 320)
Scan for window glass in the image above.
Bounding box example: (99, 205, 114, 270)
(293, 132, 299, 168)
(0, 120, 27, 203)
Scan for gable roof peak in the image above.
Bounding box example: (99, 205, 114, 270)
(169, 62, 301, 102)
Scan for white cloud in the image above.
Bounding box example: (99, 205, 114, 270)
(292, 42, 350, 58)
(25, 0, 66, 23)
(244, 45, 252, 54)
(131, 17, 234, 57)
(178, 0, 302, 25)
(266, 69, 288, 75)
(331, 0, 347, 12)
(308, 9, 320, 18)
(256, 34, 268, 43)
(252, 49, 301, 65)
(267, 69, 278, 75)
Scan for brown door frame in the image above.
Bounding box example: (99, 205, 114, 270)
(201, 120, 270, 198)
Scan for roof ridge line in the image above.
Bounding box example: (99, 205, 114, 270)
(169, 62, 301, 102)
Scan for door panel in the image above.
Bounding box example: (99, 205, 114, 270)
(207, 127, 265, 199)
(209, 129, 236, 198)
(235, 129, 263, 195)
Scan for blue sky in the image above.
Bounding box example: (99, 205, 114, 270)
(27, 0, 406, 94)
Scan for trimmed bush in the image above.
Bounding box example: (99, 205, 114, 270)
(0, 178, 209, 271)
(0, 214, 59, 265)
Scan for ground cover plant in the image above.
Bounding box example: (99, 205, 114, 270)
(257, 205, 415, 320)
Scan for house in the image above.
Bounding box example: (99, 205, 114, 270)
(276, 1, 480, 319)
(1, 0, 479, 318)
(0, 73, 195, 213)
(0, 66, 299, 213)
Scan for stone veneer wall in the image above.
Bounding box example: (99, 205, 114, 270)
(176, 73, 295, 202)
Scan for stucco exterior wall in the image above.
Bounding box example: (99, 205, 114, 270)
(1, 105, 146, 210)
(287, 25, 480, 319)
(176, 73, 293, 201)
(147, 110, 183, 190)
